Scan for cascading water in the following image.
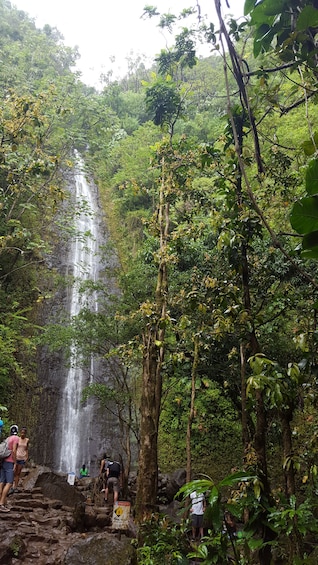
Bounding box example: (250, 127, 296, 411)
(34, 153, 122, 475)
(58, 156, 100, 475)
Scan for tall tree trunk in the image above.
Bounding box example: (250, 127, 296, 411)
(235, 120, 273, 564)
(186, 335, 199, 483)
(135, 159, 169, 522)
(241, 241, 274, 565)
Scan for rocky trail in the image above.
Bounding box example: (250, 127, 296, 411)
(0, 466, 201, 565)
(0, 467, 135, 565)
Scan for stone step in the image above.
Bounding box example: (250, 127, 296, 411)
(15, 498, 49, 509)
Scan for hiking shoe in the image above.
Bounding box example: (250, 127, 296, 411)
(0, 505, 10, 512)
(14, 488, 19, 493)
(100, 489, 105, 493)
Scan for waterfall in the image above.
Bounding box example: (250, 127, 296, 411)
(33, 153, 122, 476)
(58, 156, 100, 475)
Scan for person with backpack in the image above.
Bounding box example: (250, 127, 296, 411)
(104, 457, 121, 504)
(0, 424, 19, 512)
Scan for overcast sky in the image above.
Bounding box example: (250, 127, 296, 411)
(12, 0, 246, 87)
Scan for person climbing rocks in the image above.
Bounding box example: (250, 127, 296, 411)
(79, 464, 88, 478)
(0, 424, 19, 511)
(99, 453, 109, 493)
(104, 456, 121, 504)
(13, 426, 29, 492)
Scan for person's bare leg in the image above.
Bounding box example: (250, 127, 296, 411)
(14, 465, 22, 488)
(0, 482, 12, 506)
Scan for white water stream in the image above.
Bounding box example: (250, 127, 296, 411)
(58, 157, 100, 475)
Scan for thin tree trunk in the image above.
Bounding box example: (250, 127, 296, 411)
(240, 342, 249, 450)
(281, 407, 295, 497)
(186, 335, 199, 483)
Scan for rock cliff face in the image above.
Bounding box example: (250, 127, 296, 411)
(32, 163, 123, 476)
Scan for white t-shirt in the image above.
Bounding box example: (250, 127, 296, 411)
(190, 491, 205, 515)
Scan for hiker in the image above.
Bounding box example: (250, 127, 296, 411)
(13, 426, 29, 492)
(0, 416, 3, 439)
(79, 464, 88, 478)
(0, 424, 19, 511)
(190, 490, 205, 541)
(99, 453, 108, 492)
(104, 457, 121, 504)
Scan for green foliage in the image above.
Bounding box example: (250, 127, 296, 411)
(136, 515, 190, 565)
(244, 0, 318, 68)
(0, 0, 88, 417)
(290, 158, 318, 258)
(145, 77, 183, 128)
(159, 376, 242, 475)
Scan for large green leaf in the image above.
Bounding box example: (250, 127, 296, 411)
(250, 2, 276, 25)
(262, 0, 286, 16)
(290, 197, 318, 234)
(302, 230, 318, 250)
(296, 6, 318, 31)
(301, 248, 318, 259)
(302, 140, 317, 156)
(305, 159, 318, 195)
(244, 0, 256, 16)
(253, 24, 274, 56)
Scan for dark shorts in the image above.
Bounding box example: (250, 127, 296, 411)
(16, 460, 26, 466)
(191, 514, 203, 528)
(0, 461, 14, 484)
(107, 476, 119, 493)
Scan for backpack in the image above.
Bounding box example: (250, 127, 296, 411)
(0, 438, 11, 460)
(108, 461, 121, 477)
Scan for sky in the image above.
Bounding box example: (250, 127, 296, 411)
(12, 0, 246, 88)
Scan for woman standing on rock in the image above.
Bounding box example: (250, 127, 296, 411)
(13, 426, 29, 492)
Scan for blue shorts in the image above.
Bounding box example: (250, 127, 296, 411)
(0, 461, 14, 484)
(16, 460, 26, 466)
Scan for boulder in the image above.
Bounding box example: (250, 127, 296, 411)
(158, 468, 186, 503)
(28, 469, 85, 507)
(22, 465, 52, 490)
(63, 532, 136, 565)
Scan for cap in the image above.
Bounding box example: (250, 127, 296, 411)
(10, 424, 18, 435)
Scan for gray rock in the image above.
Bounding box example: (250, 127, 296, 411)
(63, 532, 136, 565)
(34, 470, 85, 507)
